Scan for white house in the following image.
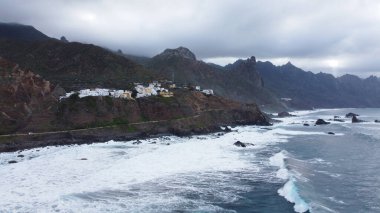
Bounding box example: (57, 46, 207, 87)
(60, 82, 173, 100)
(202, 89, 214, 96)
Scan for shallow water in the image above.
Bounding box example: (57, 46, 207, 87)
(0, 108, 379, 212)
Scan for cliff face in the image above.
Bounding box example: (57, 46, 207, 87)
(56, 89, 268, 130)
(0, 58, 64, 134)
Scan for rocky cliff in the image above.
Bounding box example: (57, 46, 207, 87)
(0, 58, 64, 134)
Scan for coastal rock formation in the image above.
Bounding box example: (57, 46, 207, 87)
(346, 113, 359, 118)
(278, 111, 294, 117)
(352, 115, 364, 123)
(315, 119, 330, 125)
(233, 141, 247, 147)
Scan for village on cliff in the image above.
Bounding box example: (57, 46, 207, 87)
(60, 81, 214, 100)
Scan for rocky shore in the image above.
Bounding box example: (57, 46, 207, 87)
(0, 108, 270, 152)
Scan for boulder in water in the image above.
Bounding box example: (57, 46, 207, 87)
(327, 132, 335, 135)
(303, 123, 310, 126)
(278, 111, 294, 118)
(346, 112, 359, 118)
(223, 126, 232, 132)
(315, 119, 330, 125)
(233, 141, 246, 148)
(8, 160, 17, 164)
(375, 120, 380, 123)
(352, 115, 364, 123)
(132, 140, 142, 145)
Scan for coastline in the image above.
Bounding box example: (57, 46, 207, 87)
(0, 109, 271, 153)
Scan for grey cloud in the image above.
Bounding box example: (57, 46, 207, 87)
(1, 0, 380, 76)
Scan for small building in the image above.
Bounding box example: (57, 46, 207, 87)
(120, 91, 133, 99)
(202, 89, 214, 96)
(159, 90, 174, 97)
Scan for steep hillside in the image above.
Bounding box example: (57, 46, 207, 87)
(0, 39, 156, 91)
(256, 61, 380, 109)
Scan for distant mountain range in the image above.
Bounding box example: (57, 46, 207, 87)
(1, 22, 380, 111)
(256, 61, 380, 109)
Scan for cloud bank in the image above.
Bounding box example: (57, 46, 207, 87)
(1, 0, 380, 76)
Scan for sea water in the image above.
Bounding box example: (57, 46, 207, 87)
(0, 108, 379, 212)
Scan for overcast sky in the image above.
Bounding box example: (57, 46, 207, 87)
(1, 0, 380, 77)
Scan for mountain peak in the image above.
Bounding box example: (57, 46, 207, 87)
(284, 61, 294, 67)
(158, 46, 196, 60)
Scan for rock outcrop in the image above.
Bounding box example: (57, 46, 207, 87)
(233, 141, 247, 147)
(155, 47, 196, 61)
(0, 58, 64, 134)
(315, 119, 330, 125)
(352, 115, 364, 123)
(346, 113, 359, 118)
(278, 111, 294, 117)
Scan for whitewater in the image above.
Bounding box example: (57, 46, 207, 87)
(1, 108, 380, 212)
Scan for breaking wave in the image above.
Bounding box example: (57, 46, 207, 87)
(270, 151, 310, 213)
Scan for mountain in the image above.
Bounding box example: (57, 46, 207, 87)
(146, 47, 281, 108)
(0, 22, 50, 41)
(256, 61, 380, 109)
(0, 39, 156, 91)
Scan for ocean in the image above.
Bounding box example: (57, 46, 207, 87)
(0, 108, 379, 213)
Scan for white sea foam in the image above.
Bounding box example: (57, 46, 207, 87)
(270, 151, 310, 213)
(0, 125, 290, 212)
(0, 114, 329, 212)
(269, 151, 288, 179)
(278, 178, 310, 213)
